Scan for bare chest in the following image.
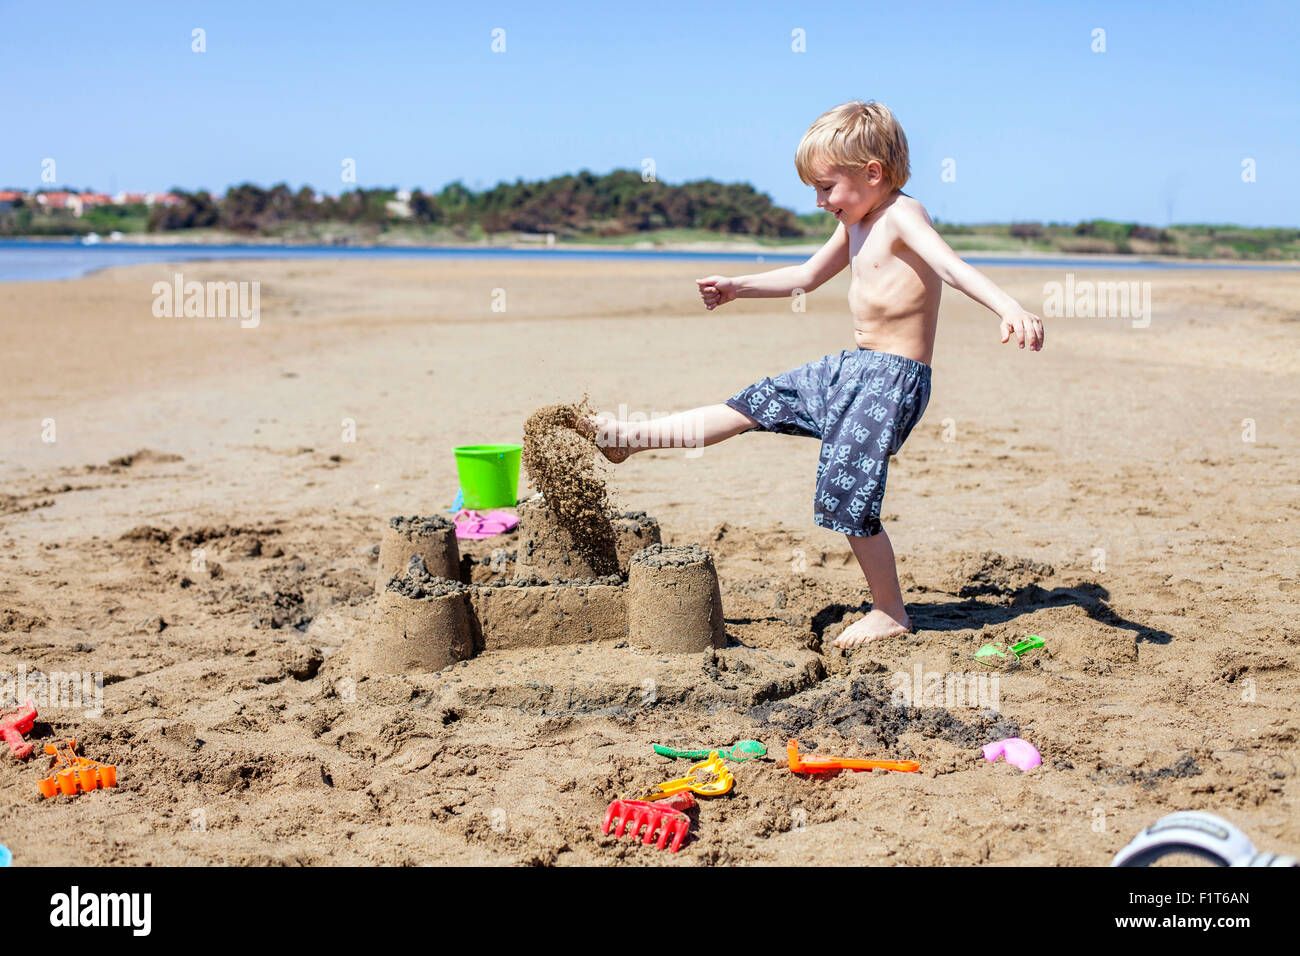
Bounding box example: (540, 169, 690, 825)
(846, 225, 921, 302)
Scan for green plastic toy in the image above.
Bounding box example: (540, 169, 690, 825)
(653, 740, 767, 762)
(975, 635, 1045, 666)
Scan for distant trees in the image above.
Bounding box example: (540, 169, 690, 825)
(148, 190, 219, 230)
(409, 189, 443, 225)
(142, 170, 805, 238)
(1071, 220, 1172, 243)
(5, 184, 1294, 258)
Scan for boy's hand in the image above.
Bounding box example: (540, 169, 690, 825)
(999, 309, 1045, 350)
(696, 275, 739, 310)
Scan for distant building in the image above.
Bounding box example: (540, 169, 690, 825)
(37, 191, 83, 216)
(0, 189, 25, 211)
(107, 191, 183, 207)
(25, 189, 184, 217)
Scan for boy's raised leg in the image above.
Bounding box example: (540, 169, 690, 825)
(833, 529, 912, 647)
(575, 404, 756, 462)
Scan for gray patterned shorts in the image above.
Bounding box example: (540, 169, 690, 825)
(723, 348, 932, 537)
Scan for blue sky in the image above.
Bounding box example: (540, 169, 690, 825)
(3, 0, 1297, 225)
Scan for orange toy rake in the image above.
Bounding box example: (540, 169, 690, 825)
(37, 739, 118, 798)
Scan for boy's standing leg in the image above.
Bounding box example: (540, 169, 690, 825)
(813, 352, 931, 648)
(834, 530, 911, 647)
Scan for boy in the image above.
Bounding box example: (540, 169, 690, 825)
(574, 100, 1044, 647)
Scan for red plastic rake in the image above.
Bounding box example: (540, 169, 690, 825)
(1, 700, 37, 759)
(602, 792, 695, 853)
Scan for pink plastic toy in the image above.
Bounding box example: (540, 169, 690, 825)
(452, 509, 520, 540)
(983, 737, 1041, 771)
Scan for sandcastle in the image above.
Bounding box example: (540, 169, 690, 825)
(374, 515, 460, 590)
(360, 496, 727, 674)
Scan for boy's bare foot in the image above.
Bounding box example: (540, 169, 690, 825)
(572, 412, 631, 464)
(831, 608, 912, 649)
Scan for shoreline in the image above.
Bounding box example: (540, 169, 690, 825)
(3, 234, 1298, 269)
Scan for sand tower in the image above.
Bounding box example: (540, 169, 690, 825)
(611, 510, 662, 575)
(367, 556, 477, 673)
(512, 493, 603, 579)
(375, 515, 460, 593)
(512, 493, 659, 580)
(626, 543, 727, 653)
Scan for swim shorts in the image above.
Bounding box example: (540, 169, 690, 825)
(723, 348, 932, 537)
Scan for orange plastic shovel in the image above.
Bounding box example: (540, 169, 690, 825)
(787, 739, 919, 774)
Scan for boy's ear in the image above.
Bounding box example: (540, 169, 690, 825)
(864, 160, 885, 186)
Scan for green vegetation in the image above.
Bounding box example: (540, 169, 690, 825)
(1, 172, 1296, 259)
(83, 203, 150, 234)
(129, 172, 803, 239)
(931, 219, 1300, 260)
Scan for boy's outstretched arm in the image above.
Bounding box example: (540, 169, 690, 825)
(893, 205, 1045, 350)
(697, 222, 850, 309)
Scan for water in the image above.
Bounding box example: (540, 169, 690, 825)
(0, 238, 1295, 282)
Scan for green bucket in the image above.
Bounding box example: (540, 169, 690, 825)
(453, 443, 522, 509)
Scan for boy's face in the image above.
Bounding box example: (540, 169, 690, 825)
(812, 161, 885, 226)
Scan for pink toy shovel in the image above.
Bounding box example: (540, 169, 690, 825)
(982, 737, 1041, 771)
(452, 509, 519, 540)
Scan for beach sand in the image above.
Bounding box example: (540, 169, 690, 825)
(0, 257, 1297, 865)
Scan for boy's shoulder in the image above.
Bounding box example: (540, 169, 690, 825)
(885, 192, 932, 226)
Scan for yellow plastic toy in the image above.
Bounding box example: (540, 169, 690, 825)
(639, 751, 734, 800)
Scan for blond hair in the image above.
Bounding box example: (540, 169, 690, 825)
(795, 100, 911, 191)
